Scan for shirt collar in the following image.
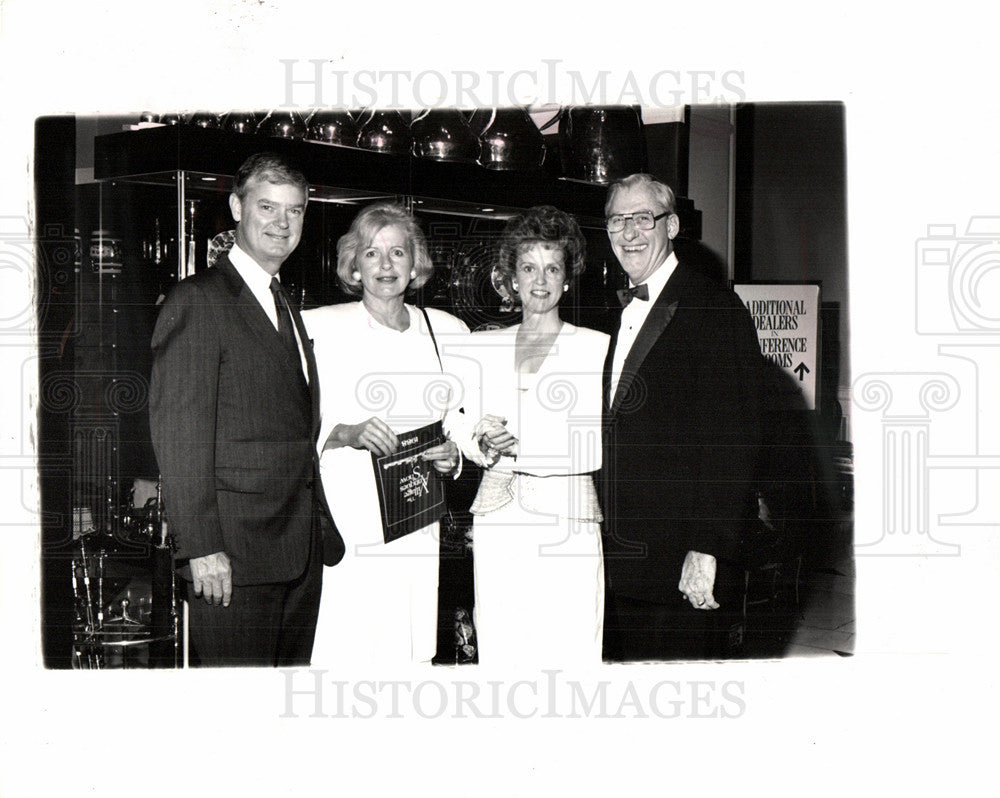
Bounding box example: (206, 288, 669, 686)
(227, 243, 278, 293)
(628, 250, 678, 304)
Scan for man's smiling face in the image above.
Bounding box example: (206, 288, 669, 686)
(606, 183, 678, 285)
(230, 177, 307, 275)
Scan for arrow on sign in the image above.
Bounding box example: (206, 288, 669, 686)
(793, 362, 810, 381)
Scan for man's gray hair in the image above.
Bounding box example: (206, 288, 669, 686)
(604, 173, 677, 216)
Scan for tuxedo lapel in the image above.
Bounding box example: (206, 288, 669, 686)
(610, 290, 680, 417)
(603, 306, 623, 412)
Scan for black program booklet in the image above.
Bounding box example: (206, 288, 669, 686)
(370, 420, 447, 544)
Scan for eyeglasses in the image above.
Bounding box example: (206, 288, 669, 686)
(605, 211, 669, 233)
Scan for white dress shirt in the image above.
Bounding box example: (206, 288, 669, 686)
(226, 243, 308, 379)
(608, 250, 678, 404)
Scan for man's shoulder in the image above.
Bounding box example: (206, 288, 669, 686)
(172, 259, 233, 292)
(674, 260, 745, 308)
(157, 260, 244, 323)
(161, 269, 216, 305)
(152, 268, 231, 345)
(671, 261, 760, 353)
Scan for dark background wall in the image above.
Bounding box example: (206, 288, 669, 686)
(736, 102, 849, 402)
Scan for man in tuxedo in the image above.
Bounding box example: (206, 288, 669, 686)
(150, 152, 342, 667)
(600, 173, 766, 661)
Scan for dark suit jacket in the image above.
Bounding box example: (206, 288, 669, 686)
(601, 260, 766, 601)
(149, 253, 343, 586)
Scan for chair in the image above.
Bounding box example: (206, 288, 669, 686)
(742, 496, 803, 631)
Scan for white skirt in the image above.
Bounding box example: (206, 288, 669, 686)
(311, 519, 440, 671)
(472, 473, 604, 669)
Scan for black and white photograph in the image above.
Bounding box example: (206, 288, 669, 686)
(2, 1, 997, 795)
(33, 101, 852, 672)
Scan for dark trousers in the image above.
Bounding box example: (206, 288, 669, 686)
(185, 530, 322, 667)
(603, 556, 745, 662)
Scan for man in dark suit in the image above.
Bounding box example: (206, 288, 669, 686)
(150, 152, 342, 667)
(600, 173, 766, 661)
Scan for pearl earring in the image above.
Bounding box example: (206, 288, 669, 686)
(563, 284, 569, 293)
(410, 270, 416, 279)
(351, 271, 361, 281)
(512, 281, 519, 290)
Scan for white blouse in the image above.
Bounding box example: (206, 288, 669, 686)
(449, 322, 609, 478)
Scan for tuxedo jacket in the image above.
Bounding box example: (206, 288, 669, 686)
(601, 261, 767, 601)
(149, 253, 343, 586)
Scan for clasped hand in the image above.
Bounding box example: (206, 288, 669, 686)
(473, 414, 518, 463)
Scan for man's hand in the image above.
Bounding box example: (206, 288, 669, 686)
(190, 551, 233, 607)
(678, 550, 720, 610)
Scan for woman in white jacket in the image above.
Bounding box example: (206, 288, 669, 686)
(303, 202, 468, 669)
(453, 206, 609, 668)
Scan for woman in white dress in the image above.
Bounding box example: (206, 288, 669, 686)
(302, 203, 468, 669)
(454, 206, 609, 667)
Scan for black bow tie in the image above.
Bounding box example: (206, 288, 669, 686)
(617, 283, 650, 307)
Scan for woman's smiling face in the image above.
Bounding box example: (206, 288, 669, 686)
(356, 224, 413, 300)
(514, 242, 567, 316)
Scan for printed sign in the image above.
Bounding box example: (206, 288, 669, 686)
(733, 282, 821, 410)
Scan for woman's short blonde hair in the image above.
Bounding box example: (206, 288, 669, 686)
(336, 203, 434, 296)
